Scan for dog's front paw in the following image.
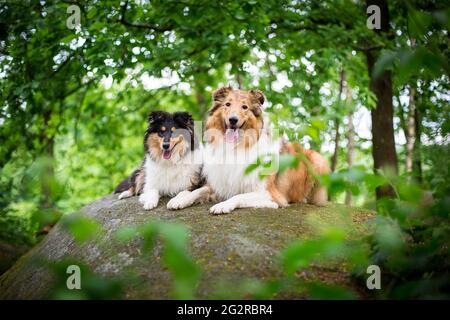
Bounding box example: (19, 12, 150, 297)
(167, 197, 188, 210)
(167, 191, 191, 210)
(209, 201, 236, 215)
(139, 193, 159, 210)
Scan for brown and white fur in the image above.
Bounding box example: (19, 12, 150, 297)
(167, 87, 329, 214)
(115, 111, 203, 210)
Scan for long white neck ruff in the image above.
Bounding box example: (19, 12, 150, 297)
(143, 146, 203, 196)
(202, 114, 281, 201)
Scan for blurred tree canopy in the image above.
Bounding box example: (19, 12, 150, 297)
(0, 0, 449, 298)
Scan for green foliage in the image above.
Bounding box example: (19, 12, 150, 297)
(367, 184, 450, 298)
(282, 228, 347, 275)
(0, 0, 448, 300)
(61, 214, 103, 243)
(0, 202, 39, 246)
(44, 216, 201, 299)
(116, 220, 201, 299)
(277, 154, 300, 175)
(48, 259, 124, 300)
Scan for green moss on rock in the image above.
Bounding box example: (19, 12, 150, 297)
(0, 195, 374, 299)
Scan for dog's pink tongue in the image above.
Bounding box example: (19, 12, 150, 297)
(163, 150, 172, 159)
(225, 129, 238, 143)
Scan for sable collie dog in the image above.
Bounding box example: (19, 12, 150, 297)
(115, 111, 202, 210)
(167, 87, 329, 214)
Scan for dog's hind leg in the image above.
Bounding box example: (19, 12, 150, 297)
(307, 184, 328, 206)
(305, 150, 329, 206)
(118, 189, 134, 200)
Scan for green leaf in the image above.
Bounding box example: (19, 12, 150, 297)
(244, 157, 261, 175)
(115, 226, 138, 242)
(373, 50, 397, 79)
(278, 154, 299, 174)
(62, 215, 102, 243)
(281, 229, 346, 275)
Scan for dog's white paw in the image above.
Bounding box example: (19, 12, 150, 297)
(167, 191, 191, 210)
(255, 201, 279, 209)
(139, 193, 159, 210)
(209, 201, 236, 215)
(118, 190, 133, 200)
(167, 194, 191, 210)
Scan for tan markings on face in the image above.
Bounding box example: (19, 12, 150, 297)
(177, 138, 186, 157)
(171, 127, 176, 132)
(161, 126, 166, 132)
(147, 133, 163, 158)
(147, 133, 186, 159)
(170, 134, 184, 151)
(205, 110, 225, 144)
(207, 89, 264, 147)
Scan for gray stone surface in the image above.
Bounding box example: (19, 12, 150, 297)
(0, 194, 373, 299)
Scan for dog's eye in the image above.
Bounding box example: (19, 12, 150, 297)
(225, 102, 231, 107)
(242, 105, 248, 110)
(157, 127, 165, 136)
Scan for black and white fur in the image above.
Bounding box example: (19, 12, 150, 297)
(114, 111, 203, 210)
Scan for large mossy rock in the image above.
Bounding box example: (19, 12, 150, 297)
(0, 195, 373, 299)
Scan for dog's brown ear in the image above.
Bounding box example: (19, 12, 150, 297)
(250, 89, 265, 105)
(212, 86, 232, 102)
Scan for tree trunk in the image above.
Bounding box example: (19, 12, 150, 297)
(365, 0, 398, 200)
(345, 111, 355, 205)
(413, 106, 423, 183)
(331, 69, 346, 173)
(330, 121, 340, 172)
(192, 75, 208, 118)
(236, 72, 242, 90)
(345, 84, 355, 206)
(196, 90, 207, 118)
(405, 85, 416, 173)
(38, 109, 56, 210)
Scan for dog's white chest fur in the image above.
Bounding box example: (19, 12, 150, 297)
(203, 132, 280, 201)
(143, 151, 201, 196)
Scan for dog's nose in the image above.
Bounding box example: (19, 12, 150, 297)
(229, 116, 239, 126)
(162, 142, 170, 150)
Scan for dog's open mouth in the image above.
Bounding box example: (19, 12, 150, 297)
(225, 128, 239, 143)
(162, 141, 181, 159)
(224, 122, 245, 144)
(163, 150, 172, 159)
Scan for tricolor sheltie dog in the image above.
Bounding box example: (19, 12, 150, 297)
(167, 87, 330, 214)
(115, 111, 203, 210)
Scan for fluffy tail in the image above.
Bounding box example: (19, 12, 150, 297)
(114, 169, 140, 194)
(114, 177, 132, 193)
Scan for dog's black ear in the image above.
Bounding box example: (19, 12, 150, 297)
(148, 111, 167, 125)
(250, 89, 265, 105)
(212, 86, 232, 102)
(173, 112, 193, 128)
